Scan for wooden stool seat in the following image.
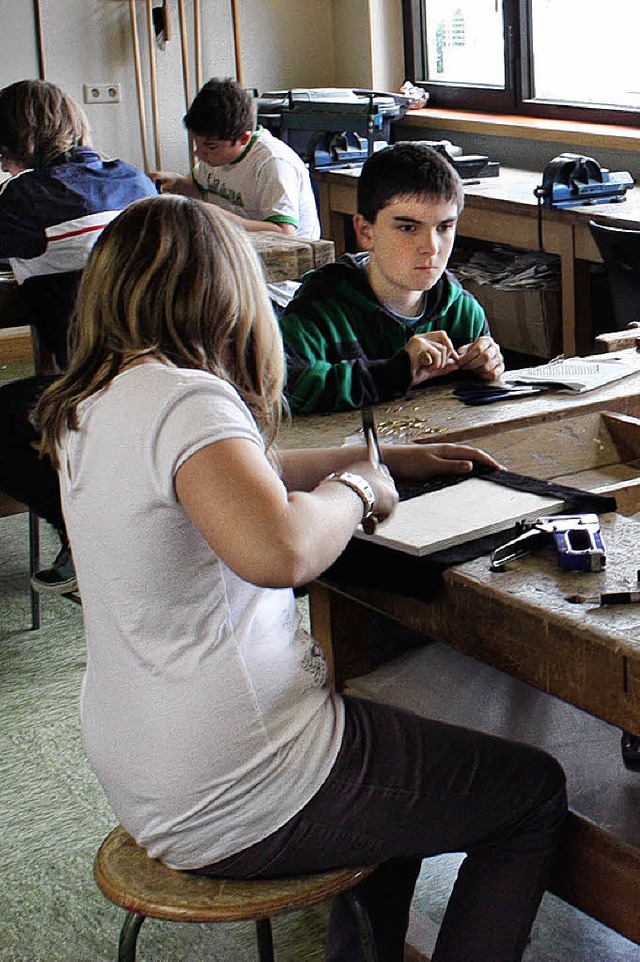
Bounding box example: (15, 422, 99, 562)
(94, 825, 379, 961)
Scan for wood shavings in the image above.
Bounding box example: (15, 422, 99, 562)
(356, 418, 446, 441)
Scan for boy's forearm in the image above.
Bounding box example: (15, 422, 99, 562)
(178, 176, 202, 199)
(213, 209, 296, 234)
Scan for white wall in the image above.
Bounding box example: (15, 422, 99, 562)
(1, 0, 404, 172)
(331, 0, 373, 88)
(33, 0, 337, 172)
(369, 0, 404, 92)
(331, 0, 405, 92)
(0, 0, 41, 88)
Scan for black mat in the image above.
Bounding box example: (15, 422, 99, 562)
(323, 467, 617, 602)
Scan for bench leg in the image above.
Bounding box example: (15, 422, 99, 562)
(118, 911, 145, 962)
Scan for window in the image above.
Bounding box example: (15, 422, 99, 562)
(403, 0, 640, 126)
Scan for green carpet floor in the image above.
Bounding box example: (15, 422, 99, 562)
(0, 516, 331, 961)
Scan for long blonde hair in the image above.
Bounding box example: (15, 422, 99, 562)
(36, 195, 285, 465)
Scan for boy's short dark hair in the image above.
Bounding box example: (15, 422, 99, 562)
(183, 78, 256, 142)
(357, 142, 464, 223)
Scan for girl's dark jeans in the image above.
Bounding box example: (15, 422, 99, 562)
(195, 695, 567, 962)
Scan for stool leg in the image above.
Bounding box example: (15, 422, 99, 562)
(255, 918, 275, 962)
(118, 911, 145, 962)
(28, 508, 41, 630)
(344, 891, 378, 962)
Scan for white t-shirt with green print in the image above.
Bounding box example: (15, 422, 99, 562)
(193, 128, 320, 306)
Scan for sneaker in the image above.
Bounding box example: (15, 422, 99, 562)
(31, 544, 78, 595)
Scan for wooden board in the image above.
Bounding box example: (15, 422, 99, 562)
(355, 477, 564, 556)
(250, 234, 335, 281)
(352, 411, 640, 557)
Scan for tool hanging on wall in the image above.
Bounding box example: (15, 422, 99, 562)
(126, 0, 240, 172)
(176, 0, 191, 112)
(145, 0, 162, 169)
(230, 0, 242, 84)
(194, 0, 202, 90)
(33, 0, 46, 78)
(129, 0, 150, 171)
(151, 0, 171, 47)
(176, 0, 194, 165)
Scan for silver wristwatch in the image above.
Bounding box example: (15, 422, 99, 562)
(325, 471, 376, 522)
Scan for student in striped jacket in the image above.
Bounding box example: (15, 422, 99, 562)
(0, 79, 157, 593)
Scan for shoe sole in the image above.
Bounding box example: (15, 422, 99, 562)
(30, 577, 79, 596)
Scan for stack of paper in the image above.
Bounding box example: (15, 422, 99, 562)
(502, 351, 640, 393)
(451, 246, 560, 291)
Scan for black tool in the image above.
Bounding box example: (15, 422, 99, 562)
(453, 384, 543, 406)
(361, 406, 381, 535)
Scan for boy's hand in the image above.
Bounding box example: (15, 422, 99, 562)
(406, 332, 460, 383)
(456, 336, 504, 380)
(150, 171, 201, 198)
(382, 443, 505, 482)
(150, 170, 181, 192)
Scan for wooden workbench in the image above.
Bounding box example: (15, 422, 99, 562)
(278, 368, 640, 451)
(281, 384, 640, 949)
(312, 165, 640, 358)
(250, 232, 334, 279)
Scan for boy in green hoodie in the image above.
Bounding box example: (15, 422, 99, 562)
(280, 142, 504, 413)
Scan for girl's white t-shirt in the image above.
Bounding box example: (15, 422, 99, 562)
(59, 363, 344, 868)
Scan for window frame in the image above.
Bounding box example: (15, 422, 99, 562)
(402, 0, 640, 128)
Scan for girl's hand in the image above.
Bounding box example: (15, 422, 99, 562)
(334, 458, 399, 524)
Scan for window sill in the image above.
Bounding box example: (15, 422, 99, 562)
(397, 108, 640, 152)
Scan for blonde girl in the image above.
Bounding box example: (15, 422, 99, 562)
(37, 195, 565, 962)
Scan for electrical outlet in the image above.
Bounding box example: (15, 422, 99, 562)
(83, 83, 121, 104)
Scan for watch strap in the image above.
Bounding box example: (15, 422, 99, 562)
(324, 471, 376, 522)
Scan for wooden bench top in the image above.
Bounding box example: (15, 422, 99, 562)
(277, 372, 640, 451)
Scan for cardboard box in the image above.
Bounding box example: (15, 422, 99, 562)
(462, 278, 562, 360)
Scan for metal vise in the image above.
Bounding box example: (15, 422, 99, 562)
(490, 513, 606, 572)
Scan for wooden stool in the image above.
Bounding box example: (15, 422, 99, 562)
(94, 825, 379, 961)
